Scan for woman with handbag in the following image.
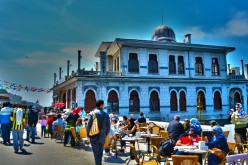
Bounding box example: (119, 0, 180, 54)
(205, 126, 229, 165)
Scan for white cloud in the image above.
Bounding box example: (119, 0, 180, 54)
(214, 12, 248, 37)
(181, 26, 207, 39)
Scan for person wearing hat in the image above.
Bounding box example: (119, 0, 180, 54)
(175, 128, 202, 164)
(231, 103, 248, 141)
(64, 107, 80, 146)
(205, 126, 229, 165)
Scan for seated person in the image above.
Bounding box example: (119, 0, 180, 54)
(120, 118, 137, 154)
(190, 118, 202, 137)
(175, 128, 202, 165)
(75, 118, 84, 134)
(52, 114, 66, 135)
(104, 120, 117, 156)
(205, 126, 229, 165)
(137, 112, 146, 123)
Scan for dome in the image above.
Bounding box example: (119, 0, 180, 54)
(152, 25, 176, 42)
(0, 89, 8, 94)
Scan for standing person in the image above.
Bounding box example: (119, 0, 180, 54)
(137, 112, 146, 123)
(87, 100, 110, 165)
(10, 105, 26, 153)
(228, 108, 234, 123)
(183, 119, 190, 132)
(40, 115, 47, 137)
(64, 107, 80, 146)
(167, 115, 185, 141)
(0, 102, 12, 145)
(26, 106, 39, 143)
(231, 103, 248, 141)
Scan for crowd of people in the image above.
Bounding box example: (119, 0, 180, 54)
(0, 101, 248, 165)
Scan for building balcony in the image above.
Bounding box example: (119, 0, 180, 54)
(227, 75, 245, 80)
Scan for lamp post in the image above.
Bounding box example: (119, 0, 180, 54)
(197, 94, 203, 123)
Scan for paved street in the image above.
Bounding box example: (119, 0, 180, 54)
(0, 124, 142, 165)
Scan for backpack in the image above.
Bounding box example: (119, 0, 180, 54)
(158, 138, 176, 156)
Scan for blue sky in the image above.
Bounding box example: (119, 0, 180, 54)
(0, 0, 248, 106)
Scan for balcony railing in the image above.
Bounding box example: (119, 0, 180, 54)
(227, 75, 245, 80)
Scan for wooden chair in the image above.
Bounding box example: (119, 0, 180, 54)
(54, 125, 64, 142)
(159, 131, 169, 140)
(171, 155, 199, 165)
(150, 125, 161, 135)
(70, 127, 79, 146)
(226, 153, 248, 165)
(78, 127, 90, 149)
(129, 144, 160, 165)
(104, 135, 118, 158)
(150, 137, 171, 164)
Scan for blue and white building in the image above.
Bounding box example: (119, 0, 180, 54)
(51, 25, 248, 122)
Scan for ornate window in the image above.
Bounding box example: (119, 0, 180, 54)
(178, 56, 185, 74)
(107, 90, 119, 113)
(169, 55, 176, 74)
(128, 53, 139, 73)
(129, 90, 140, 113)
(170, 91, 177, 111)
(179, 91, 186, 111)
(197, 91, 206, 111)
(195, 57, 204, 75)
(150, 91, 160, 112)
(213, 91, 222, 110)
(212, 58, 219, 75)
(148, 54, 158, 73)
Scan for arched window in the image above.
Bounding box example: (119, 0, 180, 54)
(150, 91, 160, 112)
(170, 91, 177, 111)
(107, 90, 119, 113)
(129, 90, 140, 113)
(197, 91, 206, 111)
(234, 92, 241, 105)
(214, 91, 222, 110)
(179, 91, 186, 111)
(84, 90, 96, 113)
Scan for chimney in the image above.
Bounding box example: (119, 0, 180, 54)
(227, 64, 231, 75)
(100, 51, 107, 75)
(67, 60, 70, 78)
(241, 60, 244, 76)
(54, 73, 57, 85)
(184, 34, 191, 44)
(59, 67, 62, 79)
(78, 50, 81, 72)
(245, 64, 248, 79)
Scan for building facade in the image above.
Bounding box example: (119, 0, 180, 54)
(51, 25, 248, 121)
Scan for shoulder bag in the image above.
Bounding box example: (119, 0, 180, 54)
(209, 147, 226, 160)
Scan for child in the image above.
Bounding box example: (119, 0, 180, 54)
(40, 115, 47, 137)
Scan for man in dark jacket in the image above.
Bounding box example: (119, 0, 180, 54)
(137, 112, 146, 123)
(87, 100, 110, 165)
(167, 115, 185, 141)
(26, 106, 39, 143)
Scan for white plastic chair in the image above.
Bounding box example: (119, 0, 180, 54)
(226, 153, 248, 165)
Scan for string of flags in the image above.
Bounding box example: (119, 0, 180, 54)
(0, 80, 50, 93)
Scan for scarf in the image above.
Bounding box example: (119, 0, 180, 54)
(235, 103, 245, 118)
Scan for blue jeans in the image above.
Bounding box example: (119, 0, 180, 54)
(91, 141, 104, 165)
(26, 126, 36, 142)
(41, 126, 46, 137)
(12, 130, 24, 152)
(1, 123, 11, 144)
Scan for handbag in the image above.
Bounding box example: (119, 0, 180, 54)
(89, 117, 100, 136)
(209, 148, 226, 159)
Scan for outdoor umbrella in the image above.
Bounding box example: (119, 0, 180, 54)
(53, 102, 65, 107)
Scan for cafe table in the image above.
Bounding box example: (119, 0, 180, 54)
(140, 133, 158, 153)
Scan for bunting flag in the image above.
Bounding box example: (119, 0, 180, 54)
(0, 80, 49, 93)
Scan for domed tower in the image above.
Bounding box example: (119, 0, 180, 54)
(152, 25, 176, 42)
